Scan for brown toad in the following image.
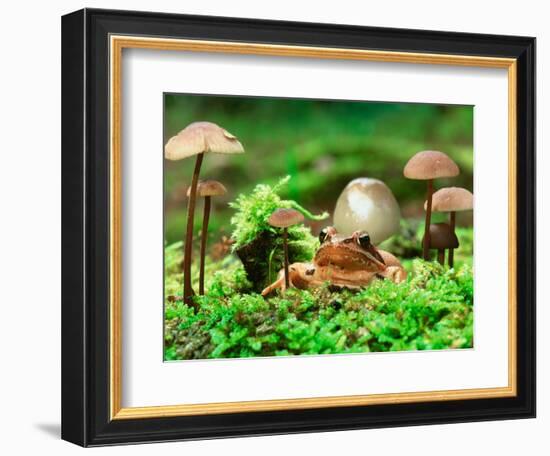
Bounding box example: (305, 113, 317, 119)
(261, 227, 406, 296)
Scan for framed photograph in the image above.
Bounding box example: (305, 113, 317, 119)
(61, 8, 535, 447)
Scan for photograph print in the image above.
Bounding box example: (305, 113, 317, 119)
(163, 94, 474, 361)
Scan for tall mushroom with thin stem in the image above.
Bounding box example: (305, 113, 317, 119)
(165, 122, 244, 306)
(426, 223, 459, 265)
(267, 208, 305, 290)
(187, 180, 228, 295)
(403, 150, 459, 261)
(426, 187, 473, 268)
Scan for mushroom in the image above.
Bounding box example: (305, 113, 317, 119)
(165, 122, 244, 307)
(426, 187, 473, 268)
(333, 178, 401, 245)
(187, 180, 228, 295)
(267, 208, 305, 290)
(423, 223, 459, 265)
(403, 150, 459, 261)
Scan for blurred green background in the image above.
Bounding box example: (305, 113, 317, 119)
(164, 94, 473, 246)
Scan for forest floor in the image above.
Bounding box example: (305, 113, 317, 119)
(164, 226, 474, 360)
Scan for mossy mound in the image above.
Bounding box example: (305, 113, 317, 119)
(229, 176, 327, 291)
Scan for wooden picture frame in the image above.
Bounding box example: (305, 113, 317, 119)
(62, 8, 535, 447)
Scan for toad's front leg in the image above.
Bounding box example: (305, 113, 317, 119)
(261, 263, 320, 296)
(377, 250, 407, 283)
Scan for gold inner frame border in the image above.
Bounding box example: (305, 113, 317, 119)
(109, 35, 517, 420)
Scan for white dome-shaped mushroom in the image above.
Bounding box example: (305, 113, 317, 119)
(333, 178, 401, 245)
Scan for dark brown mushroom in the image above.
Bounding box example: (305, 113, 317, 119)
(423, 223, 459, 265)
(426, 187, 473, 268)
(187, 180, 228, 295)
(404, 150, 459, 261)
(164, 122, 243, 307)
(267, 208, 305, 290)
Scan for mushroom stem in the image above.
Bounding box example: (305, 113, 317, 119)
(448, 211, 456, 268)
(182, 152, 204, 308)
(199, 196, 211, 295)
(423, 178, 434, 260)
(437, 249, 445, 265)
(283, 227, 290, 289)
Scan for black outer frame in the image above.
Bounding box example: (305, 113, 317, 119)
(61, 8, 536, 447)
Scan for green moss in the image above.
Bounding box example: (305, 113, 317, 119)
(164, 241, 252, 302)
(164, 251, 474, 360)
(229, 175, 327, 249)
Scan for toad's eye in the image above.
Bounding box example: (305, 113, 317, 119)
(319, 228, 329, 244)
(358, 234, 371, 249)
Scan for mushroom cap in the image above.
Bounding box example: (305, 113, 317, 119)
(165, 121, 244, 161)
(187, 180, 227, 198)
(268, 208, 304, 228)
(403, 150, 460, 180)
(333, 177, 401, 244)
(424, 187, 473, 212)
(423, 223, 459, 249)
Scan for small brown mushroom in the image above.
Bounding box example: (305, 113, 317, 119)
(423, 223, 459, 265)
(425, 187, 473, 268)
(268, 208, 305, 290)
(187, 180, 228, 295)
(164, 122, 243, 307)
(404, 150, 459, 261)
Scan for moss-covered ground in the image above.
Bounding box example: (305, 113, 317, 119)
(164, 227, 473, 360)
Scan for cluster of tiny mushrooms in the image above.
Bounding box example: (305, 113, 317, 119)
(165, 122, 244, 307)
(165, 121, 473, 306)
(403, 150, 473, 267)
